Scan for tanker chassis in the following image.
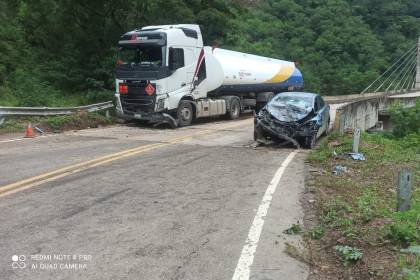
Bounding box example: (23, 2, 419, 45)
(115, 24, 303, 127)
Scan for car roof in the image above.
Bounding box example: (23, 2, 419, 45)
(278, 92, 318, 99)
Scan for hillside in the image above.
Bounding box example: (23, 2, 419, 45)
(0, 0, 419, 106)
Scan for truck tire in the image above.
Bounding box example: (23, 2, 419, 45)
(256, 92, 275, 112)
(228, 98, 241, 120)
(177, 101, 193, 127)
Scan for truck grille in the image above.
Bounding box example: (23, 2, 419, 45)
(120, 81, 156, 114)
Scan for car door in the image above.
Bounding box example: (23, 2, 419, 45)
(314, 96, 326, 137)
(319, 96, 330, 133)
(315, 95, 329, 136)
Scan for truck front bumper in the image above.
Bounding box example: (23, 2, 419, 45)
(115, 94, 177, 127)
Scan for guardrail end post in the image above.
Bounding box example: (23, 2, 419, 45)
(352, 128, 361, 153)
(397, 171, 412, 212)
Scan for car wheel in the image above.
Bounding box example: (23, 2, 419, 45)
(228, 98, 241, 120)
(304, 132, 317, 149)
(177, 101, 193, 127)
(254, 125, 264, 141)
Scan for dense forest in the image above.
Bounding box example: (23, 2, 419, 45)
(0, 0, 419, 106)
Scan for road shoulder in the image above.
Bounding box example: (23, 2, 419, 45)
(249, 151, 309, 280)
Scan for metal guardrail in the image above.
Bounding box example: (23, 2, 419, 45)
(0, 101, 113, 117)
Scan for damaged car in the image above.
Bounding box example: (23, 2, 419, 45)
(254, 92, 330, 149)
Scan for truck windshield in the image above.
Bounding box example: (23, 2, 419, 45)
(117, 46, 164, 67)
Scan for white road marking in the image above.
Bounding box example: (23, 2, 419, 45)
(232, 151, 298, 280)
(0, 138, 25, 143)
(0, 134, 56, 143)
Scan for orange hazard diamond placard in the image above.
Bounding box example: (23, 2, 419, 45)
(145, 83, 155, 96)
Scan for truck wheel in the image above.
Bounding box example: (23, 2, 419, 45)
(228, 98, 241, 120)
(256, 92, 275, 112)
(177, 101, 193, 127)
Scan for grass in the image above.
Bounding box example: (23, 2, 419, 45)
(0, 111, 115, 134)
(306, 131, 420, 279)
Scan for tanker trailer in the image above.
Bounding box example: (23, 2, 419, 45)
(115, 24, 304, 127)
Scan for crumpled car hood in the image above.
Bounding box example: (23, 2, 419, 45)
(266, 102, 313, 122)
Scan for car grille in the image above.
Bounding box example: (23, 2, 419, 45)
(261, 112, 298, 137)
(120, 81, 156, 114)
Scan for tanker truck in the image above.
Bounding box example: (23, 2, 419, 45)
(115, 24, 303, 127)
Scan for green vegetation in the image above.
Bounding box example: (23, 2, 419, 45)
(390, 100, 420, 138)
(1, 0, 420, 107)
(306, 224, 325, 240)
(334, 245, 363, 265)
(307, 123, 420, 278)
(283, 223, 303, 235)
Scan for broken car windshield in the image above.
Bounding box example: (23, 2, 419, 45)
(118, 46, 163, 67)
(272, 94, 313, 110)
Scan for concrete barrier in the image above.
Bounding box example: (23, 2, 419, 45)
(333, 98, 380, 133)
(324, 89, 417, 104)
(382, 92, 420, 113)
(331, 90, 419, 133)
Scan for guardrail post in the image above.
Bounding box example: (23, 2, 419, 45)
(416, 37, 420, 89)
(397, 171, 412, 212)
(352, 128, 361, 153)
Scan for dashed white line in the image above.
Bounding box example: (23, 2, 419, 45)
(232, 151, 298, 280)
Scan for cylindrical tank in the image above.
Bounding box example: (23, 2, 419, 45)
(204, 47, 303, 94)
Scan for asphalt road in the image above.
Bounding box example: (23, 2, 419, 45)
(0, 117, 308, 280)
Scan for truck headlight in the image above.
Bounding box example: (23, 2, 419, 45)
(156, 98, 165, 111)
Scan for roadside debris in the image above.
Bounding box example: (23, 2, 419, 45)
(34, 126, 45, 135)
(400, 245, 420, 255)
(248, 141, 259, 148)
(348, 152, 366, 161)
(333, 165, 348, 175)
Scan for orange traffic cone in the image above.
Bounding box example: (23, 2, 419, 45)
(25, 123, 35, 138)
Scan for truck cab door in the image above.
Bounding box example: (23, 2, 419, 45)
(167, 47, 187, 95)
